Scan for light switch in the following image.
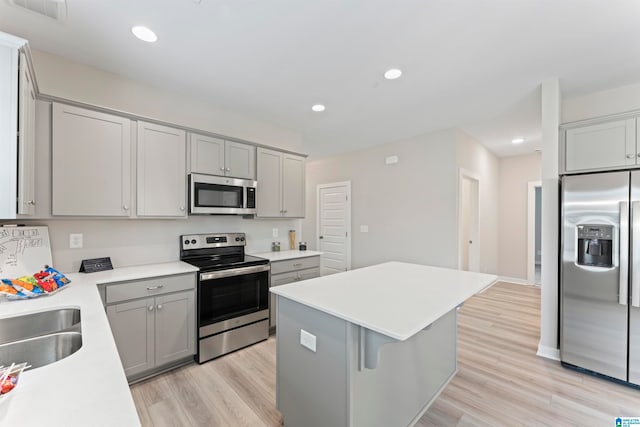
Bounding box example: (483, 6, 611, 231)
(300, 329, 316, 352)
(360, 225, 369, 233)
(69, 233, 83, 249)
(272, 228, 279, 238)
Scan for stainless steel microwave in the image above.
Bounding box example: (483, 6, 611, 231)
(189, 173, 257, 215)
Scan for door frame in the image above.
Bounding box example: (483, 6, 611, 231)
(458, 169, 480, 272)
(527, 180, 542, 284)
(316, 181, 352, 272)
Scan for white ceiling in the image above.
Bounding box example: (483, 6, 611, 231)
(2, 0, 640, 158)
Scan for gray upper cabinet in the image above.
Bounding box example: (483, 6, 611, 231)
(565, 118, 637, 173)
(137, 121, 186, 217)
(257, 147, 305, 218)
(189, 133, 255, 179)
(17, 51, 36, 215)
(52, 103, 132, 216)
(283, 153, 305, 217)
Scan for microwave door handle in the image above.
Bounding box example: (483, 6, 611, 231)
(621, 201, 629, 306)
(633, 202, 640, 307)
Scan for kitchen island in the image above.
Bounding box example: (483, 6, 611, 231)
(270, 261, 497, 427)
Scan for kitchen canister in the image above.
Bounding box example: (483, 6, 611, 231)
(289, 230, 296, 250)
(298, 242, 307, 251)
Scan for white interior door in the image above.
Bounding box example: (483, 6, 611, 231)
(317, 182, 351, 276)
(459, 172, 480, 272)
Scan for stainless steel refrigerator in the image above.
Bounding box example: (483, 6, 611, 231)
(561, 171, 640, 385)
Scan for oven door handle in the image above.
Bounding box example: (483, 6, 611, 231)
(200, 264, 270, 281)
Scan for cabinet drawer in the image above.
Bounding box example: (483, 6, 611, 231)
(271, 271, 298, 287)
(271, 256, 320, 275)
(106, 273, 196, 304)
(298, 268, 320, 281)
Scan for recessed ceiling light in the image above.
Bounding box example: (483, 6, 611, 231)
(131, 26, 158, 43)
(384, 68, 402, 80)
(311, 104, 326, 112)
(512, 137, 525, 144)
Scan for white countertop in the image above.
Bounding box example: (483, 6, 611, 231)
(250, 250, 322, 262)
(270, 262, 497, 341)
(0, 261, 198, 427)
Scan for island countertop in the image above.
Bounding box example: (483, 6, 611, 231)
(270, 261, 497, 341)
(0, 261, 198, 427)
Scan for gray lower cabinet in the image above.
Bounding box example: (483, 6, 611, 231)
(105, 273, 196, 381)
(270, 256, 320, 328)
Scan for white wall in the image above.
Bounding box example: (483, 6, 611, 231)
(563, 81, 640, 123)
(31, 49, 303, 153)
(455, 130, 500, 274)
(0, 49, 306, 273)
(6, 217, 299, 273)
(497, 153, 542, 280)
(303, 129, 459, 269)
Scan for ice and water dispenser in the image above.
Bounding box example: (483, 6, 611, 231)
(576, 224, 614, 268)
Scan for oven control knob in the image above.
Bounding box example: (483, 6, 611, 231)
(240, 237, 245, 241)
(184, 240, 189, 245)
(191, 239, 197, 244)
(235, 237, 240, 242)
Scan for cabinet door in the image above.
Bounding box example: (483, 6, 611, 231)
(282, 153, 305, 217)
(52, 103, 131, 216)
(565, 119, 636, 172)
(107, 297, 155, 379)
(17, 52, 35, 215)
(190, 133, 225, 176)
(154, 290, 196, 366)
(137, 122, 186, 217)
(257, 148, 283, 217)
(225, 141, 256, 179)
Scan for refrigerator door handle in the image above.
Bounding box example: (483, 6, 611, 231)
(620, 201, 629, 306)
(633, 202, 640, 307)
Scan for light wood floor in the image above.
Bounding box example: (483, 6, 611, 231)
(131, 282, 640, 426)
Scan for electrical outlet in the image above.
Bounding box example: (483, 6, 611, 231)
(360, 225, 369, 233)
(69, 233, 83, 249)
(300, 329, 316, 352)
(272, 228, 278, 238)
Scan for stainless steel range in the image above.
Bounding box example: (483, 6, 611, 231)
(180, 232, 270, 363)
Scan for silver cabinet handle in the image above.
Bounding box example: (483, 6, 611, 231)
(226, 167, 231, 172)
(123, 205, 129, 210)
(637, 153, 640, 158)
(146, 285, 164, 291)
(293, 263, 302, 267)
(157, 304, 163, 310)
(628, 154, 636, 159)
(26, 200, 35, 205)
(148, 305, 154, 311)
(220, 167, 225, 171)
(179, 206, 185, 211)
(621, 201, 630, 306)
(633, 202, 640, 307)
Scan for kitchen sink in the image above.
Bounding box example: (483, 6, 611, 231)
(0, 332, 83, 369)
(0, 308, 81, 344)
(0, 308, 82, 369)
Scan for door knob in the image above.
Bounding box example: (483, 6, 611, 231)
(469, 240, 473, 244)
(157, 304, 163, 310)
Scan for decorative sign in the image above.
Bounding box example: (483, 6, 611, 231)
(79, 257, 113, 273)
(0, 226, 52, 277)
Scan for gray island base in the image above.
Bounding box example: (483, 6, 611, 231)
(271, 262, 497, 427)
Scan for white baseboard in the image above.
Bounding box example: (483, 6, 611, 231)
(537, 343, 560, 361)
(498, 276, 537, 286)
